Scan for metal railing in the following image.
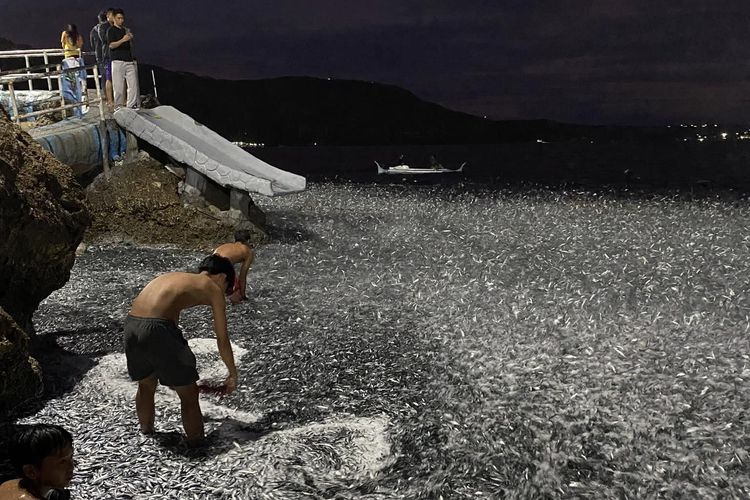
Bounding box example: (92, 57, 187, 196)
(0, 48, 106, 124)
(0, 47, 112, 177)
(0, 48, 65, 91)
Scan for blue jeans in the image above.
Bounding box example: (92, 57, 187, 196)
(61, 57, 85, 118)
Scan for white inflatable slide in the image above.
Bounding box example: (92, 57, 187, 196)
(114, 106, 306, 197)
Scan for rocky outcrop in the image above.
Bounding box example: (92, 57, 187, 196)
(0, 308, 41, 416)
(0, 107, 90, 416)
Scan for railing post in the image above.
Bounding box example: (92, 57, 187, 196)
(81, 57, 89, 114)
(56, 64, 66, 119)
(151, 69, 158, 99)
(43, 52, 52, 90)
(100, 119, 111, 179)
(92, 64, 111, 178)
(24, 55, 33, 91)
(92, 65, 105, 122)
(8, 81, 20, 123)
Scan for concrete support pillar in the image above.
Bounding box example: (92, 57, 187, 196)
(184, 168, 229, 210)
(230, 189, 266, 228)
(123, 131, 139, 165)
(184, 168, 206, 196)
(181, 171, 266, 231)
(229, 189, 250, 212)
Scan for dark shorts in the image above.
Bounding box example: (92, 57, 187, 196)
(99, 61, 112, 82)
(123, 315, 198, 387)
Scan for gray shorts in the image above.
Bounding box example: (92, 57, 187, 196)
(123, 315, 198, 387)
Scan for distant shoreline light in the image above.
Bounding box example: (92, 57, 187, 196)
(233, 141, 265, 148)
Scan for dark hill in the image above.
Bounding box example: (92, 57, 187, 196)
(0, 37, 30, 51)
(138, 65, 502, 145)
(138, 64, 680, 146)
(0, 37, 33, 70)
(0, 35, 692, 146)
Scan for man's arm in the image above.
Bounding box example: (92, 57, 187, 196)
(99, 26, 111, 59)
(209, 287, 238, 392)
(90, 28, 97, 54)
(108, 29, 131, 49)
(238, 249, 254, 299)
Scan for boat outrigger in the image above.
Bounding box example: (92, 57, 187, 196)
(375, 161, 466, 175)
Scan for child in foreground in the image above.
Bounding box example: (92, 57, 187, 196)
(213, 230, 255, 304)
(0, 424, 74, 500)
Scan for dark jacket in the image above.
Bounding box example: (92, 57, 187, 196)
(90, 21, 111, 63)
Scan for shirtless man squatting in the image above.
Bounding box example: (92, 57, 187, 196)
(213, 230, 255, 305)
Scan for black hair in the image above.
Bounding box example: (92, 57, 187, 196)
(98, 10, 108, 22)
(9, 424, 73, 477)
(112, 8, 124, 16)
(64, 24, 79, 43)
(198, 254, 236, 294)
(234, 230, 254, 246)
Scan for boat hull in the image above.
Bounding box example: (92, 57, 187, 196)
(376, 162, 465, 175)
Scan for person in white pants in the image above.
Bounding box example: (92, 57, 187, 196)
(112, 60, 139, 108)
(107, 8, 140, 109)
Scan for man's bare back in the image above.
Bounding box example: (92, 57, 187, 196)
(213, 242, 253, 265)
(124, 256, 238, 445)
(130, 272, 225, 323)
(213, 240, 254, 303)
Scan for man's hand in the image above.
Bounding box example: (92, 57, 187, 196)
(229, 291, 243, 305)
(224, 374, 238, 394)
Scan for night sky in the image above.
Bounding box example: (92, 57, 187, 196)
(2, 0, 749, 125)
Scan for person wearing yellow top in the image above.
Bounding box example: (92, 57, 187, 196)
(60, 24, 85, 117)
(60, 24, 83, 58)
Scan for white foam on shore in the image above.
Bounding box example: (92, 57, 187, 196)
(208, 413, 395, 489)
(72, 339, 394, 482)
(261, 414, 394, 476)
(83, 338, 259, 422)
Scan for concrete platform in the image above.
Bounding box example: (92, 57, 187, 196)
(28, 111, 127, 175)
(114, 106, 306, 197)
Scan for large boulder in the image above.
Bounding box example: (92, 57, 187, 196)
(0, 308, 41, 416)
(0, 107, 90, 416)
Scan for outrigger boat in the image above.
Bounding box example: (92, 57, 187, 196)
(375, 161, 466, 175)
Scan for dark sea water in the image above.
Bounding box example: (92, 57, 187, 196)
(249, 141, 750, 190)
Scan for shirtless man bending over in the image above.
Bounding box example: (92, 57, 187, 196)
(124, 254, 238, 446)
(213, 230, 255, 304)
